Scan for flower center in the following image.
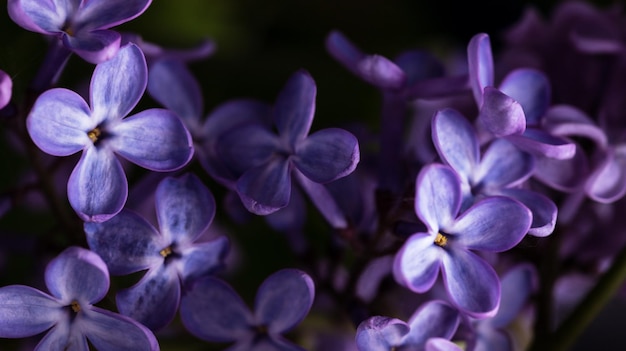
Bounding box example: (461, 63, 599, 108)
(159, 246, 173, 258)
(434, 232, 448, 247)
(88, 127, 101, 143)
(70, 300, 81, 313)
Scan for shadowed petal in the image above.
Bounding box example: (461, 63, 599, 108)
(393, 234, 443, 293)
(36, 323, 88, 351)
(586, 147, 626, 203)
(109, 108, 193, 171)
(491, 263, 537, 328)
(63, 29, 120, 64)
(180, 277, 253, 342)
(498, 188, 557, 237)
(506, 128, 576, 160)
(236, 158, 292, 215)
(432, 108, 479, 179)
(476, 138, 534, 189)
(426, 338, 464, 351)
(27, 88, 92, 156)
(255, 269, 315, 334)
(0, 70, 13, 109)
(85, 210, 163, 275)
(499, 68, 550, 126)
(479, 87, 526, 137)
(179, 236, 229, 284)
(217, 123, 280, 176)
(415, 164, 462, 231)
(355, 316, 409, 351)
(543, 105, 607, 147)
(473, 329, 512, 351)
(442, 249, 500, 318)
(533, 143, 588, 192)
(294, 128, 359, 183)
(274, 70, 316, 145)
(73, 0, 151, 30)
(81, 307, 159, 351)
(68, 146, 127, 222)
(404, 300, 460, 347)
(467, 33, 494, 106)
(0, 286, 62, 338)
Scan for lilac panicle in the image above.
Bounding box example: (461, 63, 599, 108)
(85, 173, 228, 330)
(0, 246, 159, 351)
(0, 70, 12, 109)
(180, 269, 314, 351)
(27, 44, 193, 222)
(393, 164, 532, 318)
(8, 0, 151, 64)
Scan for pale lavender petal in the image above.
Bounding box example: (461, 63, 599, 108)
(62, 29, 121, 64)
(27, 88, 92, 156)
(491, 263, 537, 328)
(0, 70, 13, 109)
(442, 249, 500, 318)
(498, 68, 550, 126)
(35, 323, 88, 351)
(67, 146, 127, 222)
(84, 210, 163, 275)
(478, 87, 526, 137)
(0, 285, 62, 338)
(393, 234, 443, 293)
(431, 108, 479, 180)
(180, 277, 254, 342)
(415, 164, 462, 232)
(403, 300, 460, 347)
(90, 44, 146, 120)
(476, 138, 534, 189)
(179, 236, 229, 284)
(585, 147, 626, 203)
(116, 265, 179, 331)
(426, 338, 464, 351)
(81, 306, 159, 351)
(294, 128, 359, 183)
(506, 128, 576, 160)
(467, 33, 494, 106)
(255, 269, 315, 334)
(274, 70, 316, 145)
(8, 0, 67, 33)
(236, 158, 292, 215)
(498, 188, 557, 237)
(449, 196, 531, 252)
(45, 246, 109, 304)
(156, 174, 215, 244)
(355, 316, 409, 351)
(109, 109, 193, 171)
(73, 0, 152, 30)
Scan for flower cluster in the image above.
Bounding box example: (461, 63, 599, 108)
(2, 1, 626, 350)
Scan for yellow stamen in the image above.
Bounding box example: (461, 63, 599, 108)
(434, 232, 448, 247)
(160, 246, 173, 258)
(87, 127, 101, 142)
(70, 300, 81, 313)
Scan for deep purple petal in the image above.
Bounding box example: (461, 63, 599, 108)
(85, 210, 163, 275)
(393, 234, 443, 293)
(441, 249, 500, 318)
(498, 188, 557, 237)
(45, 246, 109, 304)
(431, 108, 479, 180)
(0, 285, 62, 338)
(90, 44, 146, 120)
(478, 87, 526, 137)
(63, 29, 121, 64)
(491, 263, 537, 328)
(27, 88, 92, 156)
(67, 146, 127, 222)
(355, 54, 406, 90)
(498, 68, 550, 126)
(116, 265, 180, 331)
(467, 33, 494, 106)
(156, 173, 215, 244)
(415, 164, 462, 232)
(476, 138, 534, 189)
(36, 324, 88, 351)
(426, 338, 464, 351)
(81, 306, 159, 351)
(179, 236, 229, 284)
(109, 108, 193, 171)
(449, 196, 531, 252)
(255, 269, 315, 334)
(293, 128, 359, 183)
(216, 122, 280, 176)
(542, 105, 607, 147)
(355, 316, 409, 351)
(533, 142, 588, 192)
(585, 147, 626, 203)
(473, 329, 512, 351)
(236, 158, 292, 215)
(403, 300, 460, 348)
(73, 0, 151, 30)
(274, 70, 316, 145)
(506, 128, 576, 160)
(294, 170, 348, 229)
(180, 277, 253, 342)
(0, 70, 13, 109)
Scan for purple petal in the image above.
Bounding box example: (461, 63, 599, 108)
(498, 188, 557, 237)
(84, 210, 163, 275)
(109, 108, 193, 171)
(81, 306, 159, 351)
(236, 158, 292, 215)
(393, 234, 443, 293)
(294, 170, 348, 229)
(449, 196, 531, 252)
(506, 128, 576, 160)
(27, 88, 92, 156)
(585, 147, 626, 203)
(179, 236, 229, 284)
(116, 265, 180, 331)
(415, 164, 462, 232)
(355, 54, 406, 90)
(36, 324, 88, 351)
(73, 0, 151, 30)
(473, 329, 512, 351)
(355, 316, 409, 351)
(533, 145, 588, 192)
(255, 269, 315, 334)
(294, 128, 359, 183)
(45, 246, 109, 304)
(478, 87, 526, 137)
(426, 338, 464, 351)
(0, 70, 13, 109)
(431, 108, 479, 180)
(216, 123, 280, 176)
(543, 105, 607, 147)
(467, 33, 494, 106)
(90, 44, 146, 120)
(274, 70, 316, 144)
(403, 300, 460, 347)
(0, 285, 62, 338)
(156, 174, 215, 244)
(8, 0, 66, 33)
(491, 263, 537, 328)
(180, 277, 253, 342)
(441, 249, 500, 318)
(476, 138, 534, 189)
(67, 146, 127, 222)
(498, 68, 550, 126)
(63, 29, 121, 64)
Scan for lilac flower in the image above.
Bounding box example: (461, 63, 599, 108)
(393, 164, 532, 317)
(180, 268, 315, 351)
(432, 107, 557, 236)
(8, 0, 151, 64)
(84, 173, 228, 330)
(27, 44, 193, 222)
(355, 300, 461, 351)
(0, 70, 12, 109)
(0, 246, 159, 350)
